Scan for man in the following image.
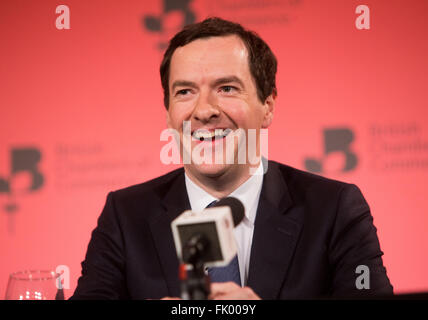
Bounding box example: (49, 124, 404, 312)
(71, 17, 393, 300)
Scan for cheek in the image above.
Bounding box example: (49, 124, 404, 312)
(220, 100, 263, 129)
(219, 99, 247, 123)
(168, 106, 191, 129)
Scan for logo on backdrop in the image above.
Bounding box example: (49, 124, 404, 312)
(304, 128, 358, 174)
(141, 0, 303, 51)
(142, 0, 196, 50)
(0, 148, 44, 213)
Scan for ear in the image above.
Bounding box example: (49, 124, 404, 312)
(261, 94, 275, 128)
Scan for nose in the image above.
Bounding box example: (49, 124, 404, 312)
(192, 92, 220, 124)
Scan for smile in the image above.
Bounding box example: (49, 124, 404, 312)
(192, 128, 233, 141)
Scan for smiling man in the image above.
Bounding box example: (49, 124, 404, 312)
(71, 17, 393, 300)
(165, 32, 274, 199)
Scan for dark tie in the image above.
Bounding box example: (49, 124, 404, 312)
(205, 200, 242, 286)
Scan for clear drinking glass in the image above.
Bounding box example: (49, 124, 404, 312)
(5, 270, 64, 300)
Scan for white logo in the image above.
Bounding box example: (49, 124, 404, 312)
(355, 5, 370, 30)
(355, 265, 370, 289)
(55, 5, 71, 30)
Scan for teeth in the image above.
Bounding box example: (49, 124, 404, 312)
(193, 129, 232, 140)
(194, 131, 214, 139)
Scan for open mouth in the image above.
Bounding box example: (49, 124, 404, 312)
(191, 128, 233, 142)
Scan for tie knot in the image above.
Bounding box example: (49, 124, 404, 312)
(205, 200, 218, 209)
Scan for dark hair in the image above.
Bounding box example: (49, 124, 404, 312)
(160, 17, 277, 109)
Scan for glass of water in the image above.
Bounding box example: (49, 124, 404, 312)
(5, 270, 64, 300)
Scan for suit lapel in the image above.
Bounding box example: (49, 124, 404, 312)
(247, 162, 303, 299)
(148, 170, 190, 297)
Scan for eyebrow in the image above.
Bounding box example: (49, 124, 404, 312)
(171, 76, 245, 92)
(212, 76, 245, 89)
(171, 80, 198, 92)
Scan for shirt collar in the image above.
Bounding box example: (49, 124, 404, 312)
(185, 163, 264, 225)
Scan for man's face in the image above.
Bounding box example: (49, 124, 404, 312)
(167, 35, 274, 181)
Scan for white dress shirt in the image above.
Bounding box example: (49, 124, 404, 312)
(184, 163, 264, 287)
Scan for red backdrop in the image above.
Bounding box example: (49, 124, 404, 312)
(1, 0, 428, 298)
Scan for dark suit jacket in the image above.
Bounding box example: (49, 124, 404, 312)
(71, 161, 393, 299)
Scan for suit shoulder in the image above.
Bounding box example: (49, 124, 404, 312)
(111, 167, 184, 201)
(269, 160, 354, 193)
(268, 161, 369, 225)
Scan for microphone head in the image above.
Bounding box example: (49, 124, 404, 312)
(212, 197, 245, 227)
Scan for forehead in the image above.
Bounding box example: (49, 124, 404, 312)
(169, 35, 250, 84)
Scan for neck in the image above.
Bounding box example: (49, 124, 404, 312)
(184, 162, 260, 199)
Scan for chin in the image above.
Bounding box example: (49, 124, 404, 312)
(188, 162, 231, 178)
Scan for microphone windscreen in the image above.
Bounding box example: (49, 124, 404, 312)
(213, 197, 245, 227)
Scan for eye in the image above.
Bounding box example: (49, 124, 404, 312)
(176, 89, 191, 96)
(220, 85, 238, 93)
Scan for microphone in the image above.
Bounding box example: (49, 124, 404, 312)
(212, 197, 245, 227)
(171, 197, 245, 268)
(171, 196, 244, 300)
